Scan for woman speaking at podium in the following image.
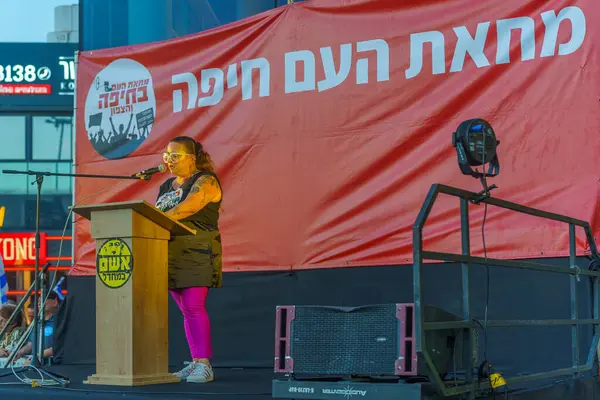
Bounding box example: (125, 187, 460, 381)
(155, 136, 223, 384)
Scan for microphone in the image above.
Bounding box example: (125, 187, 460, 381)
(131, 164, 166, 179)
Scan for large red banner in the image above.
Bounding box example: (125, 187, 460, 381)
(72, 0, 600, 275)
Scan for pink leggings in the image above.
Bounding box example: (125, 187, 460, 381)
(169, 287, 212, 359)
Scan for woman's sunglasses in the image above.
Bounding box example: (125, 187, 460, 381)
(162, 152, 193, 163)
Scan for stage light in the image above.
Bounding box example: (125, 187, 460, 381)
(452, 118, 500, 179)
(452, 119, 500, 202)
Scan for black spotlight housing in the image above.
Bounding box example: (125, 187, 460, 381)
(452, 118, 500, 179)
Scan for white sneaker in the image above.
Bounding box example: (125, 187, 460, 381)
(186, 363, 214, 383)
(172, 361, 198, 379)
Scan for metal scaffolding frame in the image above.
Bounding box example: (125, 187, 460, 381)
(413, 184, 600, 398)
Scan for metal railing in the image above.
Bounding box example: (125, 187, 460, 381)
(413, 184, 600, 398)
(0, 262, 57, 368)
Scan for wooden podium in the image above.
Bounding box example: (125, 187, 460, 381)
(72, 200, 196, 386)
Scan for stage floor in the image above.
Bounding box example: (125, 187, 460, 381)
(0, 364, 273, 400)
(1, 364, 599, 400)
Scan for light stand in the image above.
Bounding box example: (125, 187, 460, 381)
(472, 173, 498, 205)
(0, 168, 152, 386)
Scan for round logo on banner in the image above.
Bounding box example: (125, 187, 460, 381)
(96, 238, 134, 289)
(84, 58, 156, 159)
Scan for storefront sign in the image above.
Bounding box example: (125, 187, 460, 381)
(0, 233, 47, 266)
(0, 43, 77, 108)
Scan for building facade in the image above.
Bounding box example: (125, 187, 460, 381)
(0, 40, 77, 298)
(81, 0, 295, 50)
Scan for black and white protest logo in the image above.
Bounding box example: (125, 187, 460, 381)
(84, 59, 156, 159)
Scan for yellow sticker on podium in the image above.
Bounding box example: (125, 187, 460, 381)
(96, 238, 134, 289)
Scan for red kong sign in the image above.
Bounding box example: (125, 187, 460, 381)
(0, 233, 47, 266)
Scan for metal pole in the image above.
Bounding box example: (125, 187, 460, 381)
(569, 224, 580, 378)
(71, 50, 78, 274)
(460, 198, 475, 398)
(31, 174, 43, 366)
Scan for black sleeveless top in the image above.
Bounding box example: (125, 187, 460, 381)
(155, 171, 222, 231)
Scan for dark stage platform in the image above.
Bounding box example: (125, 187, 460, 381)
(12, 254, 600, 399)
(0, 364, 599, 400)
(0, 365, 273, 400)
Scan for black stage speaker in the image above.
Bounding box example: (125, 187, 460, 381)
(274, 303, 464, 378)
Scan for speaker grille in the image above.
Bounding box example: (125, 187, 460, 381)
(290, 304, 399, 375)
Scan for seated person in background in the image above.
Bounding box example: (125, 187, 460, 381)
(15, 292, 61, 364)
(26, 302, 34, 325)
(0, 304, 26, 367)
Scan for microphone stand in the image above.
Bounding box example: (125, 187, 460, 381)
(0, 168, 150, 386)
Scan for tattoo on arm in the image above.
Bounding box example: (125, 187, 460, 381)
(166, 208, 185, 219)
(189, 175, 218, 196)
(189, 184, 207, 203)
(166, 175, 219, 220)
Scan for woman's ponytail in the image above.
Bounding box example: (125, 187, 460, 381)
(194, 140, 215, 172)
